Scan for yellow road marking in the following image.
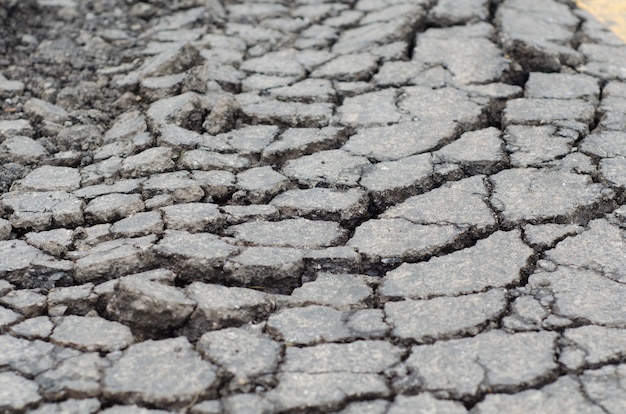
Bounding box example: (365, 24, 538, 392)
(577, 0, 626, 43)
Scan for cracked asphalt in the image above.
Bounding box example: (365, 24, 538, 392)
(1, 0, 626, 412)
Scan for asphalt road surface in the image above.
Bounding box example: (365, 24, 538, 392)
(1, 0, 626, 412)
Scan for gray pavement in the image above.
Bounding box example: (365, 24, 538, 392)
(1, 0, 626, 412)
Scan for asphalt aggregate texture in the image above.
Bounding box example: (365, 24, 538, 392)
(1, 0, 626, 412)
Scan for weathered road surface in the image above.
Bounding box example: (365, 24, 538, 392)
(1, 0, 626, 412)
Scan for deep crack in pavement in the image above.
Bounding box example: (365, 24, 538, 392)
(1, 0, 626, 412)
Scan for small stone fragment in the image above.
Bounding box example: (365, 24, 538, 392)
(580, 364, 626, 413)
(15, 166, 81, 192)
(111, 211, 164, 238)
(580, 131, 626, 158)
(51, 315, 133, 352)
(547, 218, 626, 280)
(282, 149, 370, 187)
(0, 120, 33, 140)
(261, 126, 344, 164)
(385, 289, 507, 341)
(474, 376, 604, 414)
(0, 74, 25, 98)
(84, 193, 145, 224)
(332, 15, 416, 54)
(267, 372, 388, 412)
(343, 120, 457, 161)
(347, 309, 390, 338)
(104, 337, 218, 408)
(267, 305, 352, 345)
(160, 203, 223, 233)
(600, 156, 626, 189)
(380, 230, 532, 298)
(47, 283, 97, 316)
(529, 266, 626, 325)
(227, 218, 346, 248)
(0, 305, 21, 328)
(281, 340, 402, 374)
(141, 171, 205, 203)
(564, 325, 626, 367)
(490, 168, 604, 225)
(106, 275, 195, 336)
(0, 136, 49, 164)
(25, 228, 74, 256)
(0, 372, 42, 412)
(190, 400, 223, 414)
(388, 394, 467, 414)
(338, 88, 402, 126)
(504, 125, 574, 167)
(0, 218, 11, 240)
(503, 98, 595, 126)
(413, 24, 507, 84)
(374, 61, 423, 87)
(233, 166, 289, 203)
(508, 295, 548, 328)
(29, 398, 101, 414)
(288, 273, 372, 310)
(221, 204, 278, 224)
(339, 400, 389, 414)
(121, 147, 175, 178)
(430, 0, 488, 25)
(0, 240, 59, 284)
(0, 289, 47, 317)
(580, 43, 626, 81)
(74, 179, 142, 200)
(348, 218, 463, 262)
(240, 50, 305, 78)
(311, 53, 378, 81)
(382, 175, 495, 231)
(0, 335, 55, 376)
(242, 74, 297, 92)
(224, 247, 305, 291)
(24, 97, 69, 123)
(140, 73, 185, 101)
(208, 125, 279, 155)
(401, 330, 558, 398)
(146, 92, 210, 129)
(197, 327, 281, 386)
(270, 188, 368, 223)
(497, 0, 582, 73)
(241, 98, 333, 128)
(36, 351, 107, 400)
(73, 235, 155, 283)
(360, 153, 434, 206)
(219, 395, 270, 414)
(184, 282, 273, 338)
(269, 78, 335, 103)
(154, 230, 238, 278)
(435, 127, 504, 172)
(204, 95, 240, 135)
(10, 316, 54, 340)
(179, 149, 250, 172)
(157, 124, 205, 150)
(523, 223, 582, 248)
(525, 72, 600, 101)
(115, 43, 201, 87)
(399, 86, 485, 129)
